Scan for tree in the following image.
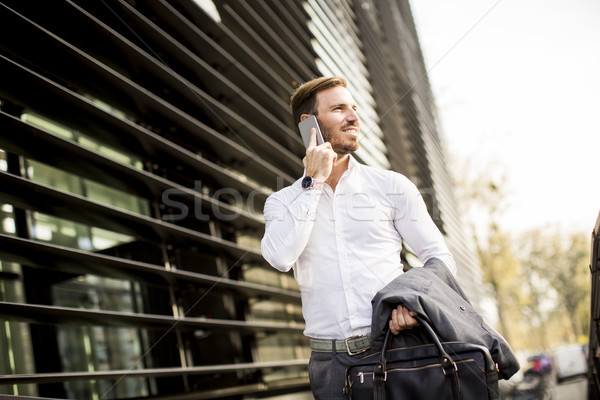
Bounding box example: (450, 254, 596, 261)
(453, 159, 521, 344)
(518, 228, 590, 345)
(453, 157, 591, 350)
(475, 223, 520, 345)
(516, 229, 554, 350)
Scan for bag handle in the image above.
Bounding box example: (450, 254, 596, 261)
(373, 315, 460, 399)
(417, 316, 459, 376)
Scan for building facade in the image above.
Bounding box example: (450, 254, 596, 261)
(0, 0, 484, 398)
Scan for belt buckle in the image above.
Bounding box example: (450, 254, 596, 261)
(344, 335, 367, 356)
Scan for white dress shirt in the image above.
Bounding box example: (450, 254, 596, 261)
(261, 156, 456, 339)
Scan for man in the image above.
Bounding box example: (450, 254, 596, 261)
(261, 76, 456, 399)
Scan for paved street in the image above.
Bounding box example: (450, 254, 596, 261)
(553, 377, 587, 399)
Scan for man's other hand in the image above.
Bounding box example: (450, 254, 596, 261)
(389, 305, 419, 334)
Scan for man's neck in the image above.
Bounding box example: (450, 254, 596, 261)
(325, 154, 350, 192)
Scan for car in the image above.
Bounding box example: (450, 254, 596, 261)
(553, 343, 587, 382)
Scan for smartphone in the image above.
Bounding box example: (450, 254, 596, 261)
(298, 115, 325, 148)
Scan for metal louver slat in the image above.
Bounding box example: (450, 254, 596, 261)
(228, 0, 317, 79)
(260, 0, 316, 61)
(82, 0, 306, 167)
(0, 1, 314, 398)
(146, 0, 294, 126)
(0, 171, 263, 264)
(0, 301, 304, 333)
(0, 0, 480, 398)
(0, 363, 309, 385)
(0, 234, 300, 303)
(167, 0, 298, 101)
(0, 2, 295, 186)
(219, 4, 305, 85)
(0, 53, 271, 198)
(0, 112, 265, 231)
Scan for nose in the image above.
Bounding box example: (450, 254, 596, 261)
(346, 108, 359, 124)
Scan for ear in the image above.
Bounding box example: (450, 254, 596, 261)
(300, 114, 311, 122)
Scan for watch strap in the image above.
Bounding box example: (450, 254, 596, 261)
(302, 176, 324, 190)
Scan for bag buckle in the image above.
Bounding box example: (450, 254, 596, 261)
(345, 335, 368, 356)
(441, 356, 458, 376)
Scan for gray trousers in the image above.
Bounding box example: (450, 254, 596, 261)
(308, 350, 370, 399)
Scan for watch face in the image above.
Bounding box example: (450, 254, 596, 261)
(302, 176, 313, 189)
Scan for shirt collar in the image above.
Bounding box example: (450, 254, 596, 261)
(347, 154, 359, 172)
(298, 154, 359, 184)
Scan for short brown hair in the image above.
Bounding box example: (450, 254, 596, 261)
(290, 76, 347, 126)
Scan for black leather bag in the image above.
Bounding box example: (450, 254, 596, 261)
(344, 317, 500, 399)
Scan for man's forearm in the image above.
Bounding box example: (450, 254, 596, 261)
(261, 189, 320, 271)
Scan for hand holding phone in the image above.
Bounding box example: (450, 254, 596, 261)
(298, 115, 335, 182)
(298, 115, 325, 148)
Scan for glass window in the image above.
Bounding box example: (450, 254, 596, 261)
(1, 204, 16, 235)
(78, 136, 142, 169)
(84, 179, 150, 216)
(0, 149, 8, 171)
(243, 264, 308, 383)
(90, 227, 136, 251)
(249, 299, 308, 382)
(25, 159, 150, 216)
(22, 112, 144, 170)
(81, 94, 132, 122)
(53, 275, 148, 398)
(243, 265, 298, 291)
(0, 260, 37, 396)
(21, 113, 73, 140)
(26, 159, 84, 196)
(30, 212, 135, 251)
(58, 326, 148, 399)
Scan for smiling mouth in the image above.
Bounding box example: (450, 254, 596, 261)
(342, 125, 359, 134)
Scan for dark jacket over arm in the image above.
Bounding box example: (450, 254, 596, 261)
(370, 258, 520, 380)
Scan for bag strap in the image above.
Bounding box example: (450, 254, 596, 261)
(373, 327, 390, 399)
(373, 315, 460, 399)
(417, 316, 460, 398)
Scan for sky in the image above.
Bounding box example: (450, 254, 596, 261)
(409, 0, 600, 235)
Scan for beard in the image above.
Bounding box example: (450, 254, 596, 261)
(318, 120, 360, 155)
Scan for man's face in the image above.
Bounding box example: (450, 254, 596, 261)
(313, 86, 360, 155)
